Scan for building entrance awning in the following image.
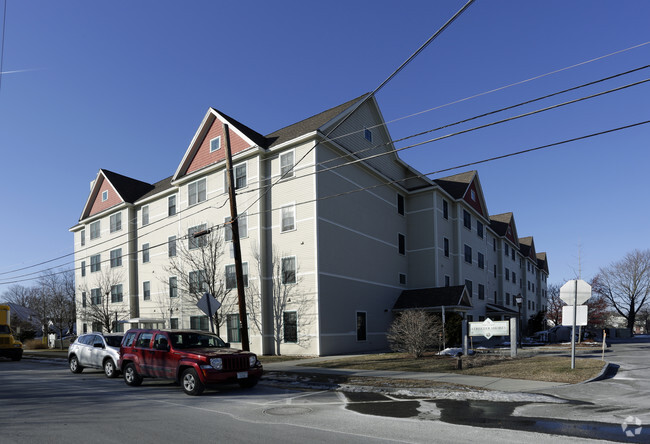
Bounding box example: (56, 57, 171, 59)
(392, 285, 473, 313)
(485, 303, 518, 316)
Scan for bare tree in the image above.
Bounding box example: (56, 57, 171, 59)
(39, 269, 76, 348)
(78, 268, 129, 333)
(164, 225, 235, 335)
(387, 310, 442, 358)
(592, 249, 650, 334)
(247, 243, 310, 355)
(1, 284, 33, 307)
(546, 283, 563, 326)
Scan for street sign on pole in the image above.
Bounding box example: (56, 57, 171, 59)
(197, 292, 221, 334)
(560, 279, 591, 369)
(560, 279, 591, 305)
(562, 305, 588, 326)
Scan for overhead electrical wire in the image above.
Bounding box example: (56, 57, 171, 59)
(2, 118, 648, 286)
(2, 45, 649, 280)
(1, 65, 648, 282)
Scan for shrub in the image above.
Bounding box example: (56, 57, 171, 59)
(24, 339, 48, 350)
(387, 310, 443, 358)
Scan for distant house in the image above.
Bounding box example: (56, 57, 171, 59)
(70, 94, 548, 355)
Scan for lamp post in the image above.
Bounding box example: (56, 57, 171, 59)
(515, 294, 523, 349)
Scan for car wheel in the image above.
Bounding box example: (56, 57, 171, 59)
(181, 368, 204, 396)
(104, 359, 118, 378)
(123, 363, 143, 386)
(69, 355, 83, 373)
(238, 377, 258, 389)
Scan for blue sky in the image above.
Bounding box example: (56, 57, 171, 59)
(0, 0, 648, 290)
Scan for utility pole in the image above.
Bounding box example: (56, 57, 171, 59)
(223, 123, 250, 351)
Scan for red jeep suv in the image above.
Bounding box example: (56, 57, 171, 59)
(119, 329, 263, 395)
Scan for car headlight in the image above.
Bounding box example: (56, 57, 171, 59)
(210, 358, 223, 370)
(249, 355, 257, 368)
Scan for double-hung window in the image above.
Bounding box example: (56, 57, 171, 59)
(143, 281, 150, 301)
(142, 206, 149, 226)
(283, 312, 297, 343)
(81, 261, 86, 277)
(169, 277, 178, 298)
(168, 236, 177, 257)
(189, 270, 207, 294)
(463, 210, 471, 229)
(477, 221, 483, 238)
(90, 221, 100, 240)
(280, 151, 294, 178)
(110, 213, 122, 233)
(168, 195, 177, 216)
(142, 243, 150, 263)
(478, 252, 484, 269)
(91, 288, 101, 305)
(464, 245, 472, 264)
(225, 263, 248, 289)
(188, 178, 207, 206)
(234, 164, 247, 189)
(110, 248, 122, 267)
(90, 254, 101, 273)
(111, 284, 123, 303)
(227, 314, 240, 343)
(281, 205, 295, 232)
(281, 257, 296, 284)
(188, 224, 207, 249)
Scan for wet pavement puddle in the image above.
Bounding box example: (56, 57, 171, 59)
(344, 393, 648, 443)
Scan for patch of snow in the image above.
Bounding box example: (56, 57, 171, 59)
(339, 384, 567, 403)
(436, 348, 475, 356)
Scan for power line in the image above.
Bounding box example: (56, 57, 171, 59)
(2, 119, 647, 286)
(1, 69, 647, 281)
(0, 0, 7, 93)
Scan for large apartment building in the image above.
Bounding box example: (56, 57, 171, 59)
(70, 93, 549, 356)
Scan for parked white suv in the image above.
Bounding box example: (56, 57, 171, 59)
(68, 333, 123, 378)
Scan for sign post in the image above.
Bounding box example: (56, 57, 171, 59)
(560, 279, 591, 369)
(197, 292, 221, 334)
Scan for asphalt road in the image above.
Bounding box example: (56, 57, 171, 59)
(0, 358, 615, 444)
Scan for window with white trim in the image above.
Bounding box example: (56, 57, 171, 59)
(463, 210, 471, 229)
(102, 190, 108, 202)
(111, 284, 123, 303)
(168, 195, 177, 217)
(91, 288, 101, 305)
(168, 236, 176, 257)
(110, 248, 122, 268)
(210, 136, 221, 152)
(90, 254, 101, 273)
(281, 257, 296, 284)
(280, 151, 294, 178)
(226, 314, 240, 342)
(110, 212, 122, 233)
(281, 205, 295, 232)
(80, 229, 85, 246)
(90, 221, 100, 240)
(234, 163, 246, 189)
(188, 178, 207, 206)
(81, 261, 86, 277)
(189, 270, 207, 294)
(169, 276, 177, 298)
(143, 281, 150, 301)
(142, 243, 149, 263)
(225, 263, 248, 289)
(188, 224, 207, 249)
(464, 245, 472, 264)
(283, 311, 297, 343)
(142, 205, 150, 226)
(225, 213, 247, 241)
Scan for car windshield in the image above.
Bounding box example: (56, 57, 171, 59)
(0, 325, 11, 334)
(169, 332, 226, 349)
(104, 336, 123, 347)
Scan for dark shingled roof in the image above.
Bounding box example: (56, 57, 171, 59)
(536, 252, 549, 274)
(211, 108, 269, 149)
(101, 169, 155, 203)
(519, 236, 533, 256)
(89, 94, 369, 211)
(489, 212, 513, 237)
(433, 171, 475, 199)
(264, 93, 368, 149)
(393, 286, 472, 311)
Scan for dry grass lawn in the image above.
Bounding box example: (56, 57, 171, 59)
(299, 352, 605, 384)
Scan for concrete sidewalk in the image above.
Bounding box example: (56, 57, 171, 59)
(262, 355, 571, 392)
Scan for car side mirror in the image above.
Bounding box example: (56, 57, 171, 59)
(156, 343, 169, 351)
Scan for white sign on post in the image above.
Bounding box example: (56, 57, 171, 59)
(560, 279, 591, 305)
(469, 318, 510, 339)
(562, 305, 588, 326)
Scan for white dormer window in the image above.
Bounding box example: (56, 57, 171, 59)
(364, 128, 372, 142)
(210, 136, 221, 152)
(102, 190, 108, 202)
